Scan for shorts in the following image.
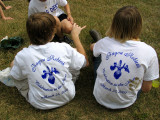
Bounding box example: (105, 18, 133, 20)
(58, 13, 67, 21)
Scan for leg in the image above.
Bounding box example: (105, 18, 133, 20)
(0, 67, 15, 87)
(89, 30, 102, 81)
(89, 29, 102, 42)
(53, 15, 73, 44)
(0, 6, 13, 20)
(10, 60, 29, 101)
(93, 55, 101, 81)
(61, 19, 73, 34)
(137, 89, 141, 98)
(14, 78, 29, 101)
(58, 13, 73, 34)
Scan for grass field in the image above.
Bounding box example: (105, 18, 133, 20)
(0, 0, 160, 120)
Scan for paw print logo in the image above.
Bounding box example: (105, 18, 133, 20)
(41, 66, 60, 84)
(110, 60, 130, 79)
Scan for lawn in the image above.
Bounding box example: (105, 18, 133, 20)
(0, 0, 160, 120)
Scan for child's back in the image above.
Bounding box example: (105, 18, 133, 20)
(10, 12, 88, 109)
(93, 36, 158, 109)
(90, 6, 159, 109)
(13, 42, 85, 109)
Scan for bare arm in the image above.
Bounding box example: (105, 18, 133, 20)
(0, 0, 12, 10)
(64, 3, 73, 24)
(0, 6, 13, 20)
(0, 6, 5, 18)
(10, 60, 14, 68)
(0, 0, 6, 9)
(90, 43, 95, 51)
(142, 80, 152, 93)
(71, 23, 89, 67)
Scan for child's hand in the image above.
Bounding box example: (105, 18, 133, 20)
(71, 23, 86, 37)
(67, 15, 74, 24)
(5, 6, 12, 10)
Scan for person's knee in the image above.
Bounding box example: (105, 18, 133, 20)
(62, 24, 73, 34)
(61, 19, 73, 34)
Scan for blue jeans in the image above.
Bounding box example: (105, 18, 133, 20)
(137, 89, 141, 98)
(93, 55, 101, 81)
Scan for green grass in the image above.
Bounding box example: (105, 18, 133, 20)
(0, 0, 160, 120)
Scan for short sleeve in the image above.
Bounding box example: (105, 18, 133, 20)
(28, 0, 36, 17)
(10, 53, 27, 80)
(57, 0, 68, 6)
(93, 40, 102, 57)
(143, 55, 159, 81)
(28, 6, 32, 17)
(69, 47, 86, 70)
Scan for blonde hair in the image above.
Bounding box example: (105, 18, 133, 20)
(26, 12, 56, 45)
(106, 6, 142, 42)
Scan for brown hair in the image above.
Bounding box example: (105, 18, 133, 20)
(106, 6, 142, 42)
(26, 12, 56, 45)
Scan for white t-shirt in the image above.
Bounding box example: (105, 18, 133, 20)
(10, 42, 86, 109)
(28, 0, 67, 17)
(93, 37, 159, 109)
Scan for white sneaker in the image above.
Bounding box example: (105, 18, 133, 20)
(0, 67, 15, 87)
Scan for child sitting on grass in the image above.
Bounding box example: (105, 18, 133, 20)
(28, 0, 74, 44)
(10, 12, 89, 110)
(90, 6, 159, 109)
(0, 0, 13, 20)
